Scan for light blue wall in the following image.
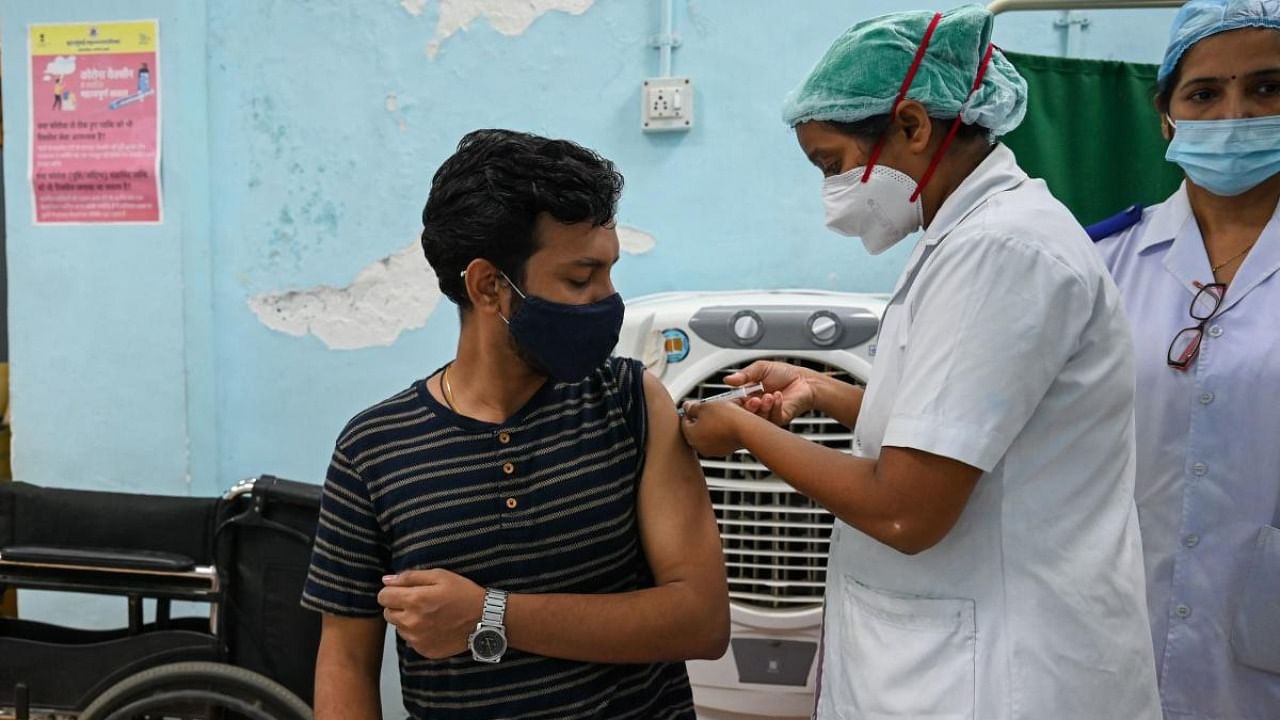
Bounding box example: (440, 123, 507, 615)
(205, 0, 1179, 487)
(3, 0, 1180, 494)
(3, 0, 1179, 715)
(2, 0, 216, 496)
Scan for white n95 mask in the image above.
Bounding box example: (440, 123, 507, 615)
(822, 165, 924, 255)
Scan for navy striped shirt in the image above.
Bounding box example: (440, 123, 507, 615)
(302, 357, 695, 719)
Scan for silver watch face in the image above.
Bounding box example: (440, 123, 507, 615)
(472, 628, 507, 660)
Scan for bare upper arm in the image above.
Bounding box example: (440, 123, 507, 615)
(875, 446, 982, 554)
(635, 372, 728, 595)
(314, 614, 384, 719)
(317, 613, 385, 674)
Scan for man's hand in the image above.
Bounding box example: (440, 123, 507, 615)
(378, 569, 485, 659)
(680, 396, 753, 457)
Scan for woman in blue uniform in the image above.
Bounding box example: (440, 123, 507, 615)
(1093, 1, 1280, 717)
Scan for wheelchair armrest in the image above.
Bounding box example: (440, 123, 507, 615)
(1, 545, 196, 572)
(252, 475, 322, 508)
(0, 545, 218, 600)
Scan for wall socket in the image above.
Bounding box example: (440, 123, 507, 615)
(642, 77, 693, 133)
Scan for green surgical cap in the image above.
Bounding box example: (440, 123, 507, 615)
(781, 4, 1028, 139)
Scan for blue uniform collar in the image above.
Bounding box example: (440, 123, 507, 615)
(1137, 183, 1195, 253)
(1223, 199, 1280, 314)
(1149, 182, 1280, 313)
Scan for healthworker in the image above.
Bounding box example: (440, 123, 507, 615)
(681, 6, 1162, 719)
(1093, 1, 1280, 717)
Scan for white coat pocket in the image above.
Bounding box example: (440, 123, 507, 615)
(825, 575, 976, 720)
(1231, 525, 1280, 675)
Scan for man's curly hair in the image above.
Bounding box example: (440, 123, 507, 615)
(420, 129, 625, 309)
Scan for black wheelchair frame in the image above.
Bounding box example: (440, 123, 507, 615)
(0, 476, 322, 719)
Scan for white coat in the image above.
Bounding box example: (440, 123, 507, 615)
(815, 144, 1162, 720)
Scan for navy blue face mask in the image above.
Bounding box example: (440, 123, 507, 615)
(500, 272, 624, 383)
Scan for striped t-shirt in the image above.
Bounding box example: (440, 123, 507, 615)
(302, 357, 695, 720)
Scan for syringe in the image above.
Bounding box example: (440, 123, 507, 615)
(677, 382, 766, 417)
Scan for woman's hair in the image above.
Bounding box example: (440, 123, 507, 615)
(1156, 64, 1181, 115)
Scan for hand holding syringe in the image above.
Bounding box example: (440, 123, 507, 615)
(677, 382, 765, 418)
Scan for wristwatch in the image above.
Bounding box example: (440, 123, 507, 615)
(467, 588, 509, 663)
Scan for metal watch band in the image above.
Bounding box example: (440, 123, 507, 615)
(481, 588, 508, 626)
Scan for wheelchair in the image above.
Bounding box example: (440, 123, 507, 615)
(0, 476, 322, 720)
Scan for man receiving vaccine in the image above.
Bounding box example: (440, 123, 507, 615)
(302, 129, 729, 720)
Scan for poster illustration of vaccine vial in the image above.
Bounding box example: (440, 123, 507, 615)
(29, 21, 161, 224)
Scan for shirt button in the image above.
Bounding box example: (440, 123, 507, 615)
(1208, 325, 1223, 338)
(1183, 534, 1200, 548)
(1175, 604, 1192, 619)
(505, 497, 518, 510)
(1199, 392, 1214, 405)
(1191, 463, 1208, 477)
(502, 462, 515, 475)
(498, 431, 511, 444)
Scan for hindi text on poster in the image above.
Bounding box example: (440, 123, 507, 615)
(29, 20, 161, 224)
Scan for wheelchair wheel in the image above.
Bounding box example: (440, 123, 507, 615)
(78, 661, 312, 720)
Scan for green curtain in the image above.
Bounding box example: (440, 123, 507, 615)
(1000, 51, 1184, 226)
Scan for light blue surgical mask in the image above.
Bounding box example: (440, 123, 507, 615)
(1165, 115, 1280, 197)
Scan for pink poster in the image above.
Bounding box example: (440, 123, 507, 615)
(29, 21, 161, 224)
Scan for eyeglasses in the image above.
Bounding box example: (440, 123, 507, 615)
(1167, 282, 1226, 371)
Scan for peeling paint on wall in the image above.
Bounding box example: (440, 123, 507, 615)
(618, 225, 656, 255)
(400, 0, 427, 16)
(247, 241, 442, 350)
(385, 93, 408, 131)
(428, 0, 596, 59)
